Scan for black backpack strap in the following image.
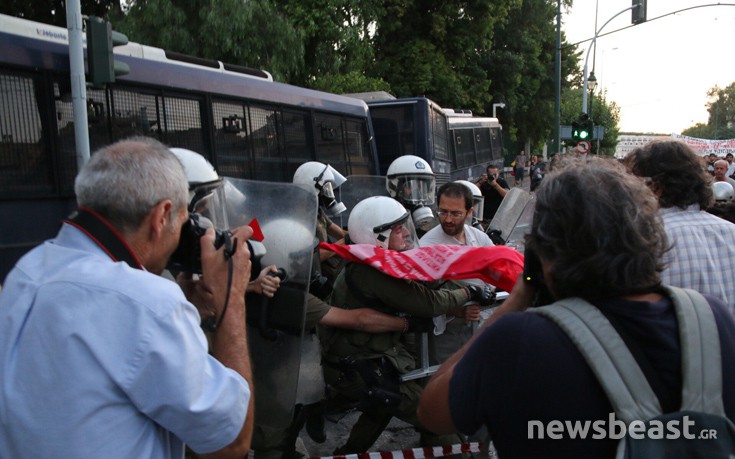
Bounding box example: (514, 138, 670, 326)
(65, 207, 143, 270)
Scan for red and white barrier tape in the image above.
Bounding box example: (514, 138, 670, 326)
(314, 441, 483, 459)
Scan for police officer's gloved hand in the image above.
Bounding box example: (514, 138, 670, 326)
(465, 284, 495, 306)
(406, 317, 434, 333)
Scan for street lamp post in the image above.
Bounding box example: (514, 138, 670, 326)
(588, 71, 597, 153)
(582, 5, 638, 115)
(493, 103, 506, 118)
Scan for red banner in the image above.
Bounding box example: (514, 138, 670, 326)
(318, 243, 524, 293)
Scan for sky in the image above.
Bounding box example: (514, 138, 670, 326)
(562, 1, 735, 134)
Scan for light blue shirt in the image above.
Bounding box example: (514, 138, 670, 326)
(660, 205, 735, 315)
(0, 223, 249, 458)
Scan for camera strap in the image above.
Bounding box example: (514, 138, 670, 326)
(65, 207, 143, 270)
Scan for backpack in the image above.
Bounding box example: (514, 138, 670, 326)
(531, 286, 735, 458)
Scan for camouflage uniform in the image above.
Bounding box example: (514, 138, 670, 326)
(320, 262, 469, 454)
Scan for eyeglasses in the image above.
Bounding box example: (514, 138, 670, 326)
(437, 210, 466, 219)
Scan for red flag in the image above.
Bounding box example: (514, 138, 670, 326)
(318, 243, 524, 293)
(247, 218, 264, 242)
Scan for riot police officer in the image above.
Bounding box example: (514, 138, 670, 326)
(385, 155, 438, 237)
(320, 196, 492, 454)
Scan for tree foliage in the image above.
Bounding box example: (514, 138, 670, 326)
(371, 0, 512, 112)
(682, 82, 735, 139)
(113, 0, 303, 81)
(486, 0, 579, 154)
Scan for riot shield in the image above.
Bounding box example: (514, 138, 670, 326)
(222, 177, 317, 429)
(487, 188, 534, 250)
(503, 198, 535, 254)
(334, 175, 390, 229)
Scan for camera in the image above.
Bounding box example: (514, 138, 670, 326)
(168, 213, 264, 279)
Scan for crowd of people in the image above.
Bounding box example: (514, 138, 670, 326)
(1, 136, 735, 459)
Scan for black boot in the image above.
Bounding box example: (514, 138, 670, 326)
(304, 401, 327, 443)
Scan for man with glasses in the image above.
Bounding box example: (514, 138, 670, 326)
(420, 182, 494, 248)
(420, 182, 494, 364)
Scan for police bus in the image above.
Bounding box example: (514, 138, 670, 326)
(361, 96, 503, 186)
(363, 97, 452, 183)
(0, 13, 379, 280)
(444, 109, 504, 181)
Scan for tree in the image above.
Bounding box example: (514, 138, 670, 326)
(274, 0, 385, 89)
(682, 82, 735, 139)
(113, 0, 303, 82)
(484, 0, 579, 157)
(371, 0, 515, 110)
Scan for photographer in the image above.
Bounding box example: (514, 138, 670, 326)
(418, 156, 735, 458)
(0, 138, 255, 458)
(476, 164, 509, 224)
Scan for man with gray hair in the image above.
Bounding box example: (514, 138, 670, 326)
(0, 137, 255, 458)
(626, 140, 735, 314)
(714, 159, 735, 188)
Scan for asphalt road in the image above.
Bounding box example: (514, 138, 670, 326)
(296, 411, 420, 458)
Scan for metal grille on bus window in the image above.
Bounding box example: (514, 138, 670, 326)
(83, 86, 112, 156)
(158, 95, 205, 154)
(490, 128, 503, 160)
(475, 127, 492, 163)
(453, 129, 475, 168)
(249, 105, 287, 182)
(212, 100, 252, 179)
(0, 72, 55, 197)
(431, 108, 450, 161)
(281, 109, 311, 162)
(108, 88, 159, 144)
(52, 80, 79, 194)
(313, 113, 346, 166)
(344, 118, 371, 175)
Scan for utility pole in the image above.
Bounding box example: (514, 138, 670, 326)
(66, 0, 91, 169)
(553, 0, 561, 155)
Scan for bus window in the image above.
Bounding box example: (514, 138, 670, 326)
(344, 118, 372, 175)
(0, 71, 54, 196)
(212, 100, 252, 179)
(453, 128, 475, 168)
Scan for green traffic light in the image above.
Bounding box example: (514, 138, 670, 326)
(579, 131, 589, 140)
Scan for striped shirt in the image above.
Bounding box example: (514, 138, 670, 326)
(660, 205, 735, 315)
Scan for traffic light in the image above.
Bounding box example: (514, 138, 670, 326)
(86, 16, 130, 87)
(572, 113, 593, 142)
(632, 0, 647, 24)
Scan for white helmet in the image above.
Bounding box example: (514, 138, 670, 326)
(169, 148, 219, 188)
(713, 181, 734, 202)
(293, 161, 347, 216)
(455, 180, 485, 222)
(260, 218, 315, 281)
(348, 196, 418, 251)
(169, 147, 228, 228)
(386, 155, 436, 206)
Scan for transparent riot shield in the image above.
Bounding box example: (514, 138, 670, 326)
(487, 188, 534, 250)
(334, 175, 390, 229)
(222, 177, 317, 429)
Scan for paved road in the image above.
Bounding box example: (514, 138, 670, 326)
(296, 411, 419, 458)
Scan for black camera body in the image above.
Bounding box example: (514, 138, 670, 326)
(168, 213, 264, 279)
